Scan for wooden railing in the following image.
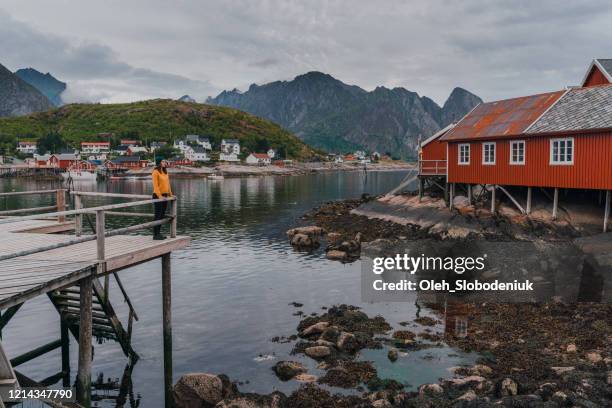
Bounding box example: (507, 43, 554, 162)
(418, 159, 447, 176)
(0, 189, 68, 220)
(0, 191, 178, 341)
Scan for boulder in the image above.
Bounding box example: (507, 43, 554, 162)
(174, 373, 225, 408)
(294, 373, 317, 383)
(290, 233, 319, 249)
(551, 366, 574, 376)
(304, 346, 331, 359)
(326, 250, 347, 261)
(387, 348, 399, 362)
(566, 343, 577, 353)
(418, 383, 443, 396)
(471, 364, 493, 376)
(320, 326, 340, 342)
(286, 226, 325, 238)
(273, 361, 306, 381)
(215, 392, 285, 408)
(371, 399, 392, 408)
(456, 390, 476, 402)
(336, 331, 358, 352)
(586, 351, 602, 364)
(301, 321, 329, 336)
(327, 232, 342, 243)
(499, 378, 518, 397)
(339, 240, 360, 253)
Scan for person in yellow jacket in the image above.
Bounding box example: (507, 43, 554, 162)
(152, 158, 172, 240)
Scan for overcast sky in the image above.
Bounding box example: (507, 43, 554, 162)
(1, 1, 611, 105)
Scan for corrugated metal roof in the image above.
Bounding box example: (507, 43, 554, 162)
(440, 91, 565, 142)
(526, 84, 612, 134)
(596, 59, 612, 78)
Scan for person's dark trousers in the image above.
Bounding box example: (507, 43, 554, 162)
(153, 193, 168, 237)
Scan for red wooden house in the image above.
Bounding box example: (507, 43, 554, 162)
(417, 59, 612, 230)
(48, 153, 80, 169)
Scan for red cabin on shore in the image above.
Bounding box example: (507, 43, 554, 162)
(416, 58, 612, 230)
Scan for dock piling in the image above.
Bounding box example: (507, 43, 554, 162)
(162, 253, 173, 408)
(77, 276, 93, 407)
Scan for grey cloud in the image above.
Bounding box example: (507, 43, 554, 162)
(1, 1, 611, 105)
(0, 9, 216, 102)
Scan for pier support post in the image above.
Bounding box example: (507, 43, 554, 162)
(170, 199, 177, 238)
(162, 253, 173, 408)
(468, 184, 473, 205)
(552, 188, 559, 220)
(77, 276, 93, 407)
(526, 187, 532, 215)
(604, 190, 610, 232)
(418, 178, 424, 201)
(490, 185, 496, 214)
(449, 183, 455, 209)
(56, 189, 66, 223)
(74, 193, 83, 237)
(61, 318, 70, 387)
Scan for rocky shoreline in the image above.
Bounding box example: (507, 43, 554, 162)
(172, 302, 610, 407)
(126, 162, 413, 178)
(171, 194, 610, 407)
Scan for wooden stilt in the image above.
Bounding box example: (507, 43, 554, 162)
(74, 193, 83, 237)
(468, 184, 473, 205)
(56, 189, 66, 223)
(61, 318, 70, 387)
(418, 178, 424, 201)
(604, 190, 610, 232)
(449, 183, 455, 209)
(162, 253, 173, 408)
(490, 185, 496, 213)
(552, 188, 559, 220)
(526, 187, 532, 215)
(444, 182, 449, 204)
(77, 276, 93, 407)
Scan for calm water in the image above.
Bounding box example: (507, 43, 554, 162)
(0, 171, 476, 407)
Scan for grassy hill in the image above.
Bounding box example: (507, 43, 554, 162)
(0, 99, 318, 159)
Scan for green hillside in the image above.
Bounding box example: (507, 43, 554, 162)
(0, 99, 318, 159)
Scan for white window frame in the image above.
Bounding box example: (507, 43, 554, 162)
(550, 137, 574, 165)
(482, 142, 496, 165)
(509, 140, 525, 165)
(458, 143, 470, 165)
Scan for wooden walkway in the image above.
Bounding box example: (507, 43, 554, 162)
(0, 190, 190, 407)
(0, 227, 189, 309)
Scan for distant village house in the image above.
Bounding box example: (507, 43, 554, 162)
(246, 153, 271, 166)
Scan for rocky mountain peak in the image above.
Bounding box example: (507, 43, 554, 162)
(1, 63, 53, 117)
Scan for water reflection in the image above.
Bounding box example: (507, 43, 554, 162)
(1, 172, 485, 407)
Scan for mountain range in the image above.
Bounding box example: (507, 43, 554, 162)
(0, 63, 53, 117)
(207, 72, 482, 158)
(15, 68, 66, 107)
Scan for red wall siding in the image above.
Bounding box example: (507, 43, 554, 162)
(584, 67, 610, 87)
(421, 140, 446, 161)
(447, 131, 612, 190)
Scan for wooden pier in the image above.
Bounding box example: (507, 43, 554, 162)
(0, 189, 190, 407)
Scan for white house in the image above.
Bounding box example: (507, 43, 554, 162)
(127, 145, 148, 155)
(185, 135, 212, 150)
(150, 142, 167, 152)
(220, 139, 240, 162)
(81, 142, 110, 154)
(113, 145, 129, 156)
(354, 150, 366, 160)
(16, 141, 38, 154)
(184, 145, 210, 162)
(334, 156, 344, 164)
(267, 149, 276, 159)
(246, 153, 271, 166)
